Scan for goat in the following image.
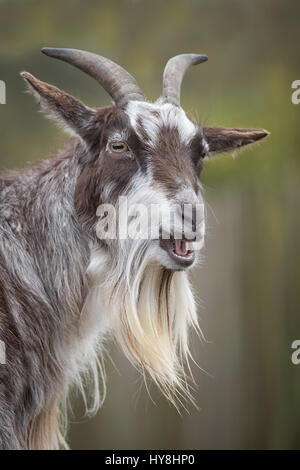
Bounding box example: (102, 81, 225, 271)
(0, 48, 269, 449)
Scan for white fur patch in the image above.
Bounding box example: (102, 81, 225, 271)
(125, 100, 197, 148)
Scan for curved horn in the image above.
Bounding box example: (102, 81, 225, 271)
(41, 47, 145, 107)
(162, 54, 208, 106)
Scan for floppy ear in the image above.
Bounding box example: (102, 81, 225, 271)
(20, 71, 95, 139)
(203, 126, 269, 156)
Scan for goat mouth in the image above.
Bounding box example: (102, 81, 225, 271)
(160, 238, 196, 268)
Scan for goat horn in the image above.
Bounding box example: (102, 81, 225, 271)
(41, 47, 145, 107)
(162, 54, 208, 106)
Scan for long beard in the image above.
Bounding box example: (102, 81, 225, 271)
(102, 238, 200, 406)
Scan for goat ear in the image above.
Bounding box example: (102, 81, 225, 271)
(203, 126, 269, 156)
(20, 72, 95, 139)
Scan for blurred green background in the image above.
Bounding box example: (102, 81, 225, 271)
(1, 0, 300, 449)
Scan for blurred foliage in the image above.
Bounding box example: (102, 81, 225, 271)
(0, 0, 300, 449)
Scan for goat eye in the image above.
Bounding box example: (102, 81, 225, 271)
(110, 141, 128, 153)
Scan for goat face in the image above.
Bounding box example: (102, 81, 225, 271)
(92, 101, 206, 271)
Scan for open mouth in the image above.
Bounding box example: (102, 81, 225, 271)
(160, 237, 196, 268)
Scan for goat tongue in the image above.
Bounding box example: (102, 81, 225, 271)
(174, 239, 188, 256)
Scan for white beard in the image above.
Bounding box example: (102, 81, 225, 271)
(84, 236, 201, 408)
